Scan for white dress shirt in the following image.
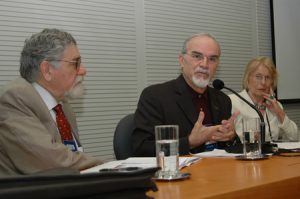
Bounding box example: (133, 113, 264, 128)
(32, 83, 83, 151)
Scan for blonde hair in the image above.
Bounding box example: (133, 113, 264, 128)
(243, 57, 278, 90)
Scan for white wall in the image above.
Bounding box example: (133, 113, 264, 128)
(0, 0, 299, 161)
(272, 0, 300, 101)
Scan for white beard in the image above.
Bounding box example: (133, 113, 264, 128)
(64, 76, 85, 100)
(192, 76, 210, 88)
(192, 67, 210, 88)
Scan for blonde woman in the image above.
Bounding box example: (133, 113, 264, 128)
(229, 57, 298, 142)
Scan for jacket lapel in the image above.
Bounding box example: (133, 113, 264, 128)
(208, 87, 221, 125)
(175, 75, 198, 125)
(16, 78, 62, 142)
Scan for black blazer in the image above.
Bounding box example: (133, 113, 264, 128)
(132, 75, 235, 156)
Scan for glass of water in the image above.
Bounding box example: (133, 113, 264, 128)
(242, 118, 262, 159)
(155, 125, 179, 179)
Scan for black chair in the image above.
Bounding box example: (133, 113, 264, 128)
(113, 114, 135, 160)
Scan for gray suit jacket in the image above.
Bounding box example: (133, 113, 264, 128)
(0, 78, 101, 176)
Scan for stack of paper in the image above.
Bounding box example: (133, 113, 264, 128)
(275, 142, 300, 149)
(81, 156, 201, 174)
(82, 148, 254, 174)
(193, 149, 242, 157)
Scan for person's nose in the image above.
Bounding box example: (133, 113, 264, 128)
(260, 77, 267, 84)
(77, 64, 87, 76)
(200, 57, 209, 68)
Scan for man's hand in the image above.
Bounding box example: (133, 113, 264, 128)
(188, 111, 239, 148)
(211, 111, 239, 142)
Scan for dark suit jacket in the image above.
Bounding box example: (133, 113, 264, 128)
(132, 74, 236, 156)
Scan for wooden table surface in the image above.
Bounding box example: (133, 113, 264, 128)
(148, 155, 300, 198)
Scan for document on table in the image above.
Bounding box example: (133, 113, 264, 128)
(80, 156, 201, 174)
(193, 149, 242, 157)
(275, 142, 300, 149)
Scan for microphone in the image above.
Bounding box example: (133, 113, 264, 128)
(212, 79, 266, 144)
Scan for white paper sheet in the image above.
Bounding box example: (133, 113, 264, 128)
(80, 156, 201, 174)
(80, 160, 125, 174)
(193, 149, 242, 157)
(275, 142, 300, 149)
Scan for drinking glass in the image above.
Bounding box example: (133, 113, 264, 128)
(155, 125, 179, 179)
(242, 118, 263, 159)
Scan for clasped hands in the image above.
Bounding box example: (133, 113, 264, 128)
(188, 111, 239, 148)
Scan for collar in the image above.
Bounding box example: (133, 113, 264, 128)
(242, 90, 266, 110)
(32, 82, 58, 111)
(188, 85, 209, 100)
(240, 90, 255, 105)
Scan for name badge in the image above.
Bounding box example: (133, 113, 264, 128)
(205, 142, 218, 151)
(63, 140, 78, 152)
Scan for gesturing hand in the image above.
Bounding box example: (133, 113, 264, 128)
(211, 111, 239, 142)
(188, 111, 239, 148)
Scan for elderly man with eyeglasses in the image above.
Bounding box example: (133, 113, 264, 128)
(132, 33, 240, 156)
(0, 28, 102, 176)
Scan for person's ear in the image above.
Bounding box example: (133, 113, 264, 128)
(178, 54, 184, 69)
(40, 60, 53, 81)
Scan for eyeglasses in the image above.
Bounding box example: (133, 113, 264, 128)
(50, 58, 81, 71)
(185, 51, 219, 64)
(254, 74, 272, 83)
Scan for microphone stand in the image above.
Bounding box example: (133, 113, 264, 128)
(222, 86, 266, 144)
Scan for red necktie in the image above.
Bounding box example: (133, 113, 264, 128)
(53, 104, 73, 141)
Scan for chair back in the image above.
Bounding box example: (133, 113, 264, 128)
(113, 114, 135, 160)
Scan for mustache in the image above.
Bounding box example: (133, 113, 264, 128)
(74, 76, 84, 85)
(194, 67, 209, 75)
(64, 76, 85, 100)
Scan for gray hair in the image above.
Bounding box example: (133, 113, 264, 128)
(180, 32, 220, 54)
(20, 28, 77, 82)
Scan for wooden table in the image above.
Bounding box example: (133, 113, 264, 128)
(148, 155, 300, 198)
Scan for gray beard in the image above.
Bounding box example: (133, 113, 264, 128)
(64, 76, 85, 100)
(192, 76, 209, 88)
